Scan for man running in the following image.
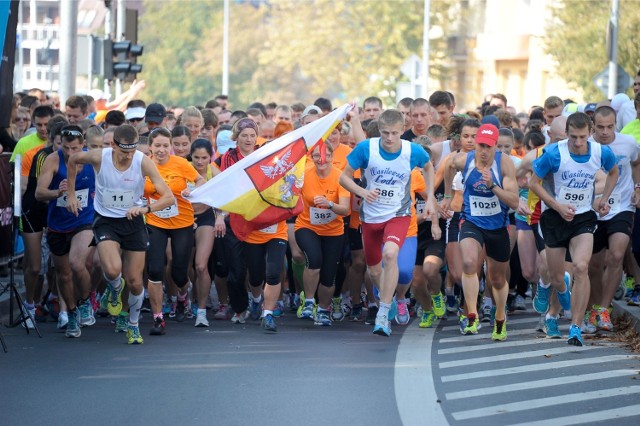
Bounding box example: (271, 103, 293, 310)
(340, 109, 436, 337)
(65, 124, 174, 344)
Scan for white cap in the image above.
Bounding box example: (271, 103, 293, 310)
(125, 107, 146, 120)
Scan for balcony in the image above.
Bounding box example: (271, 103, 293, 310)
(19, 24, 60, 43)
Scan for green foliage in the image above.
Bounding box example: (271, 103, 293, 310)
(139, 0, 454, 108)
(546, 0, 639, 100)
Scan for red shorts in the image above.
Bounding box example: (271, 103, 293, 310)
(361, 216, 411, 266)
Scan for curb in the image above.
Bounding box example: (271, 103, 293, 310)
(612, 299, 640, 335)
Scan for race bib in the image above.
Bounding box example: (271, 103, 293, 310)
(310, 207, 337, 225)
(372, 184, 402, 206)
(56, 188, 88, 208)
(558, 186, 591, 210)
(416, 200, 426, 216)
(469, 195, 501, 217)
(606, 192, 621, 213)
(102, 189, 135, 209)
(259, 224, 277, 234)
(150, 198, 179, 219)
(351, 195, 362, 213)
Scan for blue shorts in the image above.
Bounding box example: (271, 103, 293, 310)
(382, 236, 417, 285)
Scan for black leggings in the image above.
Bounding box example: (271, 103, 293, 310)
(243, 238, 287, 287)
(219, 224, 248, 314)
(295, 228, 344, 287)
(147, 225, 194, 287)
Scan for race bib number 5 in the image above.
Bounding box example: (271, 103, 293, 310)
(150, 198, 179, 219)
(57, 188, 89, 208)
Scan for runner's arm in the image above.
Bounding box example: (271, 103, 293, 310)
(34, 153, 62, 202)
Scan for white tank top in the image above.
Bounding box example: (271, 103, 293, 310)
(94, 148, 146, 218)
(552, 140, 601, 215)
(361, 139, 413, 224)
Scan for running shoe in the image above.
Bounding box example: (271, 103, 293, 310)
(341, 298, 352, 318)
(262, 313, 277, 332)
(431, 292, 445, 318)
(195, 310, 209, 327)
(115, 312, 129, 333)
(373, 313, 391, 336)
(97, 289, 110, 317)
(446, 294, 458, 314)
(514, 295, 527, 311)
(273, 300, 285, 318)
(314, 308, 332, 326)
(506, 294, 516, 314)
(535, 314, 545, 333)
(462, 315, 481, 335)
(186, 300, 195, 319)
(150, 316, 166, 335)
(545, 316, 562, 339)
(624, 276, 635, 298)
(389, 298, 398, 323)
(365, 305, 378, 325)
(65, 310, 81, 338)
(107, 278, 125, 316)
(45, 297, 60, 320)
(459, 314, 469, 335)
(350, 303, 364, 322)
(214, 303, 231, 320)
(127, 324, 144, 345)
(556, 287, 572, 312)
(249, 296, 262, 321)
(141, 298, 151, 313)
(168, 300, 177, 319)
(419, 310, 436, 328)
(588, 305, 599, 328)
(34, 305, 47, 322)
(492, 319, 507, 341)
(581, 315, 597, 335)
(175, 299, 186, 322)
(489, 306, 497, 327)
(628, 288, 640, 306)
(395, 299, 410, 325)
(57, 311, 68, 330)
(78, 299, 96, 327)
(289, 292, 301, 312)
(596, 307, 613, 331)
(90, 291, 99, 313)
(533, 283, 550, 313)
(300, 300, 315, 320)
(331, 297, 344, 322)
(481, 305, 492, 323)
(231, 311, 249, 324)
(296, 291, 306, 318)
(21, 305, 35, 330)
(568, 324, 584, 346)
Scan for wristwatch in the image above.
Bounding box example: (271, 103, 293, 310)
(328, 201, 335, 210)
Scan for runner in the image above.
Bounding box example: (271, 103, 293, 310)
(35, 125, 96, 338)
(65, 124, 175, 344)
(340, 109, 436, 336)
(530, 112, 618, 346)
(443, 123, 519, 340)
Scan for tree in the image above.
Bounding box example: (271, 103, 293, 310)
(139, 0, 455, 108)
(546, 0, 639, 101)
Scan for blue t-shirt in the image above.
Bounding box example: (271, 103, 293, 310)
(532, 141, 616, 178)
(347, 139, 430, 171)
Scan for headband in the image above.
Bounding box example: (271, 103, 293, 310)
(114, 138, 138, 150)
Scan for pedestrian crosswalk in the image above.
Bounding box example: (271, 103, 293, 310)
(432, 310, 640, 425)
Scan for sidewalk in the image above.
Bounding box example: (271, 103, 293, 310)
(612, 298, 640, 335)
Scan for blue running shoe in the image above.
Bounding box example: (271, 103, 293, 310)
(568, 324, 584, 346)
(557, 274, 572, 311)
(388, 298, 398, 323)
(249, 297, 263, 321)
(373, 313, 391, 336)
(459, 315, 469, 335)
(273, 300, 284, 318)
(300, 300, 315, 320)
(545, 317, 562, 339)
(314, 308, 332, 326)
(446, 294, 458, 314)
(262, 314, 277, 332)
(533, 283, 550, 314)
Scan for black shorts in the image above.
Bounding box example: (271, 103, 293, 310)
(92, 214, 149, 252)
(534, 222, 546, 253)
(540, 209, 597, 249)
(195, 208, 215, 228)
(593, 211, 634, 253)
(508, 212, 516, 226)
(445, 212, 461, 244)
(416, 219, 446, 265)
(349, 226, 363, 251)
(20, 206, 47, 234)
(47, 225, 92, 257)
(459, 220, 511, 262)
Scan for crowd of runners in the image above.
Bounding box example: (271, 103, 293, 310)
(3, 75, 640, 346)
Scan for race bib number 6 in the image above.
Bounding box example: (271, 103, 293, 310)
(57, 188, 89, 208)
(373, 184, 402, 206)
(558, 186, 591, 210)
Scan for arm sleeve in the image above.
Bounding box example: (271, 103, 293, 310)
(410, 143, 430, 169)
(532, 144, 560, 178)
(600, 145, 617, 172)
(346, 140, 369, 170)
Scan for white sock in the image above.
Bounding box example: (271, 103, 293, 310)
(128, 292, 144, 324)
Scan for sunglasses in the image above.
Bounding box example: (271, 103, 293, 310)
(61, 129, 83, 138)
(14, 117, 29, 122)
(129, 117, 144, 123)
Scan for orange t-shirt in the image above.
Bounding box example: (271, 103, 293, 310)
(144, 155, 199, 229)
(21, 145, 44, 177)
(244, 220, 288, 244)
(407, 169, 426, 238)
(348, 169, 363, 230)
(295, 166, 349, 236)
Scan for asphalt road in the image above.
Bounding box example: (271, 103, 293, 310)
(1, 303, 639, 426)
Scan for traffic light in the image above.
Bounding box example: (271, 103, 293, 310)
(103, 39, 143, 81)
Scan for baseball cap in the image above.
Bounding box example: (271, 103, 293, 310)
(145, 103, 167, 123)
(584, 103, 597, 113)
(125, 107, 146, 121)
(476, 124, 499, 147)
(481, 115, 500, 128)
(301, 105, 322, 121)
(216, 130, 235, 155)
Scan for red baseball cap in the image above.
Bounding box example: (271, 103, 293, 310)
(476, 124, 499, 147)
